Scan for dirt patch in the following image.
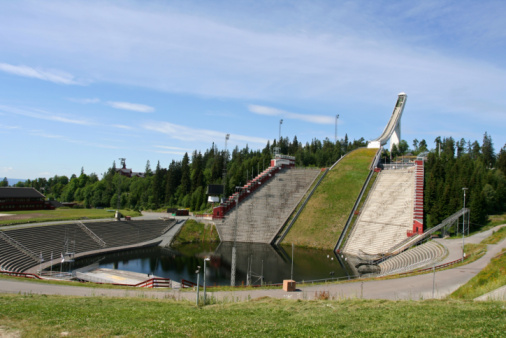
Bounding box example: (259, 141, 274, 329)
(0, 326, 21, 338)
(0, 213, 45, 221)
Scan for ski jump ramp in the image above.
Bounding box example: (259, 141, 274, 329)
(368, 93, 407, 152)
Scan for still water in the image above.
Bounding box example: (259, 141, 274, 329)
(71, 242, 354, 286)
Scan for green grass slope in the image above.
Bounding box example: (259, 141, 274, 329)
(0, 295, 504, 336)
(282, 148, 378, 250)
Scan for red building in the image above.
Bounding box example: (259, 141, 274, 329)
(116, 162, 144, 178)
(0, 187, 53, 211)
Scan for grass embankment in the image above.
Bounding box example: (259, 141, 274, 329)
(283, 148, 378, 249)
(450, 228, 506, 299)
(450, 249, 506, 300)
(0, 295, 504, 336)
(171, 219, 219, 246)
(0, 208, 141, 227)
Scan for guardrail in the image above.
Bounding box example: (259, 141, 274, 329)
(135, 278, 172, 288)
(0, 230, 40, 263)
(0, 270, 42, 279)
(76, 221, 106, 248)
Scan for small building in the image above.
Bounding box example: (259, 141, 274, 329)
(116, 162, 144, 178)
(0, 187, 53, 211)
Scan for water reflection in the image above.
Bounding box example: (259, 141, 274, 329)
(71, 242, 354, 286)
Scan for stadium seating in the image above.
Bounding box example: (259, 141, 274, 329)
(216, 168, 320, 243)
(0, 219, 174, 273)
(378, 241, 446, 276)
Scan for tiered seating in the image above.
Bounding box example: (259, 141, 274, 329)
(0, 220, 171, 272)
(343, 168, 415, 256)
(216, 168, 320, 243)
(214, 166, 281, 218)
(378, 241, 446, 276)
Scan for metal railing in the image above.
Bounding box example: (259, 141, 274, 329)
(76, 221, 106, 248)
(0, 230, 40, 263)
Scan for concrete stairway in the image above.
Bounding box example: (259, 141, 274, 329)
(378, 241, 446, 276)
(215, 168, 320, 243)
(343, 167, 415, 256)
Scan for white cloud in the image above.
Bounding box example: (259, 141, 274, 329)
(0, 105, 93, 126)
(155, 145, 192, 151)
(112, 124, 133, 130)
(68, 97, 100, 104)
(0, 124, 19, 130)
(107, 101, 155, 113)
(0, 166, 13, 174)
(143, 121, 268, 145)
(0, 62, 81, 85)
(248, 105, 335, 124)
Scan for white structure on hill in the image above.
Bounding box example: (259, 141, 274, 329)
(368, 92, 407, 152)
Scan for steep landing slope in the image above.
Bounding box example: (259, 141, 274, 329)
(343, 168, 415, 256)
(282, 148, 378, 250)
(215, 168, 320, 243)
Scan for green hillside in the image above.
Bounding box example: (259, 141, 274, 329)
(282, 148, 378, 249)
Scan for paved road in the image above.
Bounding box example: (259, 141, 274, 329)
(1, 225, 504, 301)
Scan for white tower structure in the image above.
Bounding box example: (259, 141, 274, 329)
(368, 93, 407, 151)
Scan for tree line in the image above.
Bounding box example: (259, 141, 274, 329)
(6, 132, 506, 232)
(8, 135, 366, 211)
(424, 133, 506, 230)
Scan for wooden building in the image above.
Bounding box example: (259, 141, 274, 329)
(0, 187, 53, 211)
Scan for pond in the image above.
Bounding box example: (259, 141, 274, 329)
(69, 242, 355, 286)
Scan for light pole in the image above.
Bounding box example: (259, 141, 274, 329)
(223, 134, 230, 201)
(291, 243, 294, 281)
(335, 114, 339, 143)
(462, 187, 468, 262)
(279, 119, 283, 142)
(195, 265, 201, 306)
(203, 257, 210, 305)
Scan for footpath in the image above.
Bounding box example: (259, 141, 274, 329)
(1, 225, 505, 302)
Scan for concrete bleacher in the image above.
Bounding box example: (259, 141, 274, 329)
(0, 219, 174, 273)
(216, 168, 320, 243)
(378, 241, 447, 276)
(343, 167, 415, 256)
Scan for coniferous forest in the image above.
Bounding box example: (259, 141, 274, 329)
(5, 132, 506, 232)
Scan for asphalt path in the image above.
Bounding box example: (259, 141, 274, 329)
(1, 225, 504, 302)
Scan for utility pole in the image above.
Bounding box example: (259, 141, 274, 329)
(462, 187, 468, 261)
(279, 119, 283, 142)
(222, 134, 230, 201)
(231, 187, 241, 286)
(196, 265, 201, 306)
(335, 114, 339, 143)
(117, 158, 126, 220)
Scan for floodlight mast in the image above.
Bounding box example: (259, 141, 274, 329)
(222, 134, 230, 200)
(335, 114, 339, 143)
(116, 158, 126, 220)
(462, 187, 468, 261)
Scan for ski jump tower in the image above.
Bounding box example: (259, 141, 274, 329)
(368, 93, 407, 151)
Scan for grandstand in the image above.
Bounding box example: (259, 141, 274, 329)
(378, 241, 446, 276)
(342, 167, 415, 257)
(215, 168, 320, 243)
(0, 219, 175, 273)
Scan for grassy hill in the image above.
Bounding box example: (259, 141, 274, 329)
(282, 148, 378, 250)
(0, 294, 503, 336)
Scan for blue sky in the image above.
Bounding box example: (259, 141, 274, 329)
(1, 0, 505, 179)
